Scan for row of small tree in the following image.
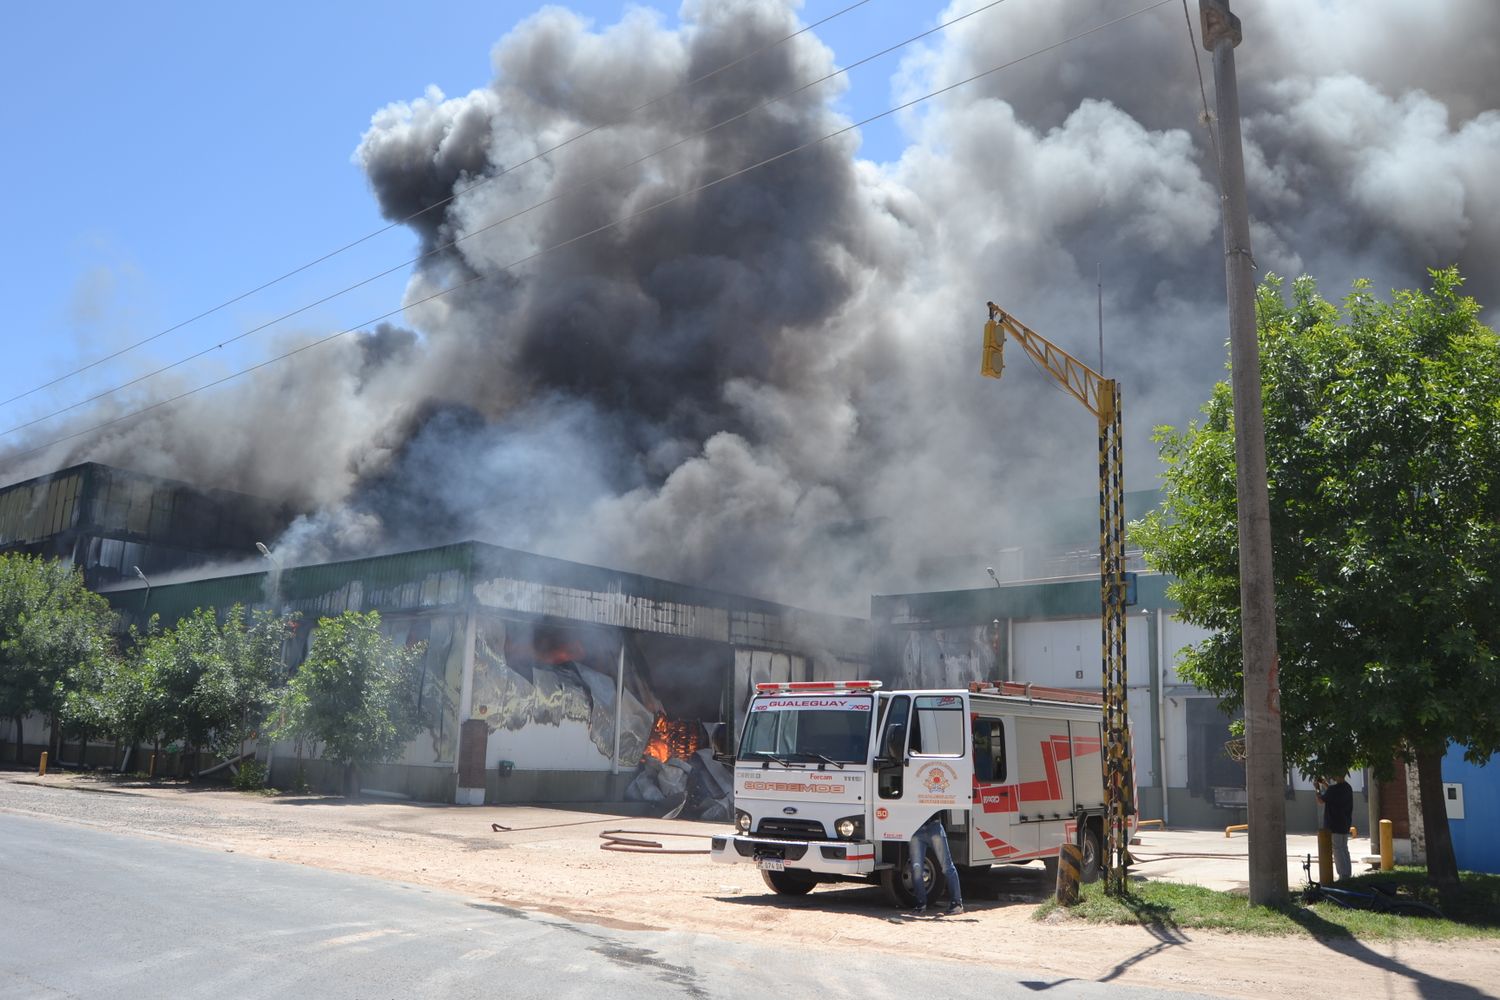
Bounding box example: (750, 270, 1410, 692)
(0, 552, 423, 794)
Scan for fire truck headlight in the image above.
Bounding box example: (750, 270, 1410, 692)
(835, 816, 863, 839)
(736, 810, 753, 833)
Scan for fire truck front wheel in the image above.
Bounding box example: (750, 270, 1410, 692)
(879, 846, 937, 909)
(760, 869, 818, 896)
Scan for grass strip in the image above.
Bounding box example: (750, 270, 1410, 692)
(1034, 868, 1500, 942)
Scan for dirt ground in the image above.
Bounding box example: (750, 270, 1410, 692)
(5, 771, 1496, 1000)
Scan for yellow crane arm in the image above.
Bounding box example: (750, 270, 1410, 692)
(981, 302, 1117, 426)
(978, 297, 1133, 898)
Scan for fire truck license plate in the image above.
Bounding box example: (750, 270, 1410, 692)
(758, 857, 785, 872)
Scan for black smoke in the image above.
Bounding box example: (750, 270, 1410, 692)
(13, 0, 1497, 613)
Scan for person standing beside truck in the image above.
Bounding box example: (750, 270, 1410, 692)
(909, 813, 964, 916)
(1315, 773, 1354, 881)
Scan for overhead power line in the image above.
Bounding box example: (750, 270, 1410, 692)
(4, 0, 1175, 466)
(2, 0, 1015, 441)
(1180, 0, 1223, 189)
(0, 0, 878, 412)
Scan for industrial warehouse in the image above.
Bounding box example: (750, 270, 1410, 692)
(3, 459, 1450, 847)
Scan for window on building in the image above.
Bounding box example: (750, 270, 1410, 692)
(1186, 697, 1244, 799)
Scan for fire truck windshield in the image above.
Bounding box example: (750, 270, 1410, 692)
(739, 695, 874, 765)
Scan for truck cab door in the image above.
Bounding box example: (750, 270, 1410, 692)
(872, 693, 971, 847)
(875, 694, 910, 803)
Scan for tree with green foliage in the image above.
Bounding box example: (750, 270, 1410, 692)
(103, 618, 168, 768)
(271, 610, 423, 795)
(58, 645, 127, 765)
(0, 554, 118, 763)
(1135, 268, 1500, 893)
(124, 605, 297, 773)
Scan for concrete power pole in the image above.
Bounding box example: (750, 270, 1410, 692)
(1200, 0, 1287, 904)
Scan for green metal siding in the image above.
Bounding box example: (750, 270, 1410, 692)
(873, 572, 1176, 628)
(105, 540, 869, 661)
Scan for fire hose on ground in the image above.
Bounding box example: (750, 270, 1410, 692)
(598, 829, 713, 854)
(1127, 851, 1255, 863)
(484, 821, 712, 854)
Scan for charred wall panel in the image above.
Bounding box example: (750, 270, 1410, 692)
(468, 616, 655, 771)
(878, 625, 1000, 690)
(472, 576, 732, 641)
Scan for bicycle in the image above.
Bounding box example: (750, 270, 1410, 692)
(1300, 854, 1444, 918)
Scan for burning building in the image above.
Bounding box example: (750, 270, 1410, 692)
(103, 539, 868, 811)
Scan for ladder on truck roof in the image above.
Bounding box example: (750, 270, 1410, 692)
(968, 681, 1104, 706)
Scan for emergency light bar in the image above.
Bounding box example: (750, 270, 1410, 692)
(754, 680, 883, 692)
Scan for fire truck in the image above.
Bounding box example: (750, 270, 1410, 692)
(709, 679, 1121, 907)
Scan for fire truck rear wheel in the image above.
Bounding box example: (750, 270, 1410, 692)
(760, 869, 818, 896)
(1080, 824, 1103, 884)
(880, 846, 937, 909)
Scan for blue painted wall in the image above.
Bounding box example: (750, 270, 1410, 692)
(1442, 745, 1500, 874)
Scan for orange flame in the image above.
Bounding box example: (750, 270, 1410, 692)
(642, 714, 703, 763)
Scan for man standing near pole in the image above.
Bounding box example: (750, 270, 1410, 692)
(1316, 774, 1354, 881)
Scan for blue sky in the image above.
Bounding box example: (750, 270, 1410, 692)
(1, 1, 936, 457)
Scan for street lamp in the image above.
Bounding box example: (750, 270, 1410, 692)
(984, 568, 1005, 680)
(132, 565, 151, 614)
(254, 542, 290, 786)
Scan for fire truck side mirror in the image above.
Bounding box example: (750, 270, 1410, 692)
(878, 723, 906, 766)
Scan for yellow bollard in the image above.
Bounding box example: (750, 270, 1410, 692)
(38, 751, 48, 777)
(1055, 843, 1083, 905)
(1224, 824, 1248, 837)
(1379, 818, 1394, 871)
(1317, 828, 1334, 883)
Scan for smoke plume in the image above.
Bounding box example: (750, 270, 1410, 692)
(13, 0, 1499, 614)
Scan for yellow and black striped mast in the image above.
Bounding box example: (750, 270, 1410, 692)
(981, 302, 1133, 897)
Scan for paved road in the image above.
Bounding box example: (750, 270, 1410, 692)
(1, 811, 1216, 1000)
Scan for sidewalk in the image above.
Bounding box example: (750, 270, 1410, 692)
(1131, 827, 1347, 893)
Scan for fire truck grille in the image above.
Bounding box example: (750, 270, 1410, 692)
(755, 818, 828, 840)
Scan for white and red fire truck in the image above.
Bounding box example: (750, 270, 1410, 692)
(709, 679, 1123, 907)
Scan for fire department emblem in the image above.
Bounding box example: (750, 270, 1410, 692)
(921, 767, 951, 794)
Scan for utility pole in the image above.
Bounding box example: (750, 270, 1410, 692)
(1201, 0, 1287, 905)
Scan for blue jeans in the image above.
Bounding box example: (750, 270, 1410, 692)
(910, 815, 962, 908)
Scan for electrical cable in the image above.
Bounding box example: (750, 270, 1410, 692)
(4, 0, 1175, 465)
(2, 0, 1015, 441)
(0, 0, 877, 411)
